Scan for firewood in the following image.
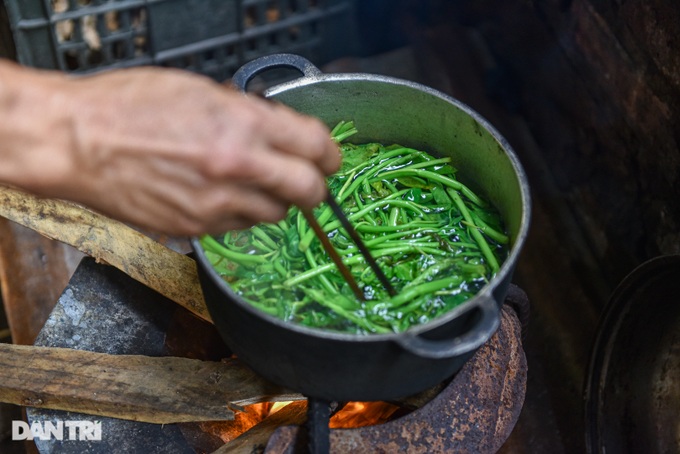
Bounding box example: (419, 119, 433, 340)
(0, 343, 303, 424)
(211, 401, 308, 454)
(0, 217, 76, 345)
(0, 185, 210, 323)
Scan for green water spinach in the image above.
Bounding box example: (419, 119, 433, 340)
(200, 121, 508, 334)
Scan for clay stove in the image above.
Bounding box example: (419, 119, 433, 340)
(28, 257, 527, 453)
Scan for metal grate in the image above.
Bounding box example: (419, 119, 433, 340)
(3, 0, 358, 80)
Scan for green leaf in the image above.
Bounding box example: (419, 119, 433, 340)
(339, 143, 380, 174)
(432, 185, 452, 206)
(396, 176, 431, 189)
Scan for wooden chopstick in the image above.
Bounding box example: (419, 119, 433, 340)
(300, 207, 365, 301)
(324, 193, 397, 297)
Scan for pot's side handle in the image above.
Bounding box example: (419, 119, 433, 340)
(231, 53, 322, 92)
(393, 295, 500, 359)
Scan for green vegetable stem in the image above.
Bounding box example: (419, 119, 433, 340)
(200, 121, 509, 334)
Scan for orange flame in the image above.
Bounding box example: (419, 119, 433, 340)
(330, 402, 401, 429)
(206, 400, 401, 445)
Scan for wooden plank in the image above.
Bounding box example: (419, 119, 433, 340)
(0, 185, 211, 323)
(0, 219, 72, 345)
(0, 343, 304, 424)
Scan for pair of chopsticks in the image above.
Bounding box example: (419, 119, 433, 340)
(301, 193, 396, 301)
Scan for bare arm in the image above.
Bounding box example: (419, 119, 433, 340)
(0, 60, 340, 235)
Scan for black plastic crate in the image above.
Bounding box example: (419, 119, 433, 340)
(3, 0, 358, 81)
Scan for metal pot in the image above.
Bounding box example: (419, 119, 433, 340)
(190, 54, 531, 401)
(585, 255, 680, 453)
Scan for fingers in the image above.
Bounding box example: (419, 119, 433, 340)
(203, 217, 257, 235)
(199, 184, 290, 229)
(241, 95, 342, 176)
(61, 70, 345, 236)
(228, 146, 329, 210)
(202, 92, 340, 211)
(131, 182, 291, 237)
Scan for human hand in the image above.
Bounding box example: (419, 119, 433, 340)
(3, 65, 341, 235)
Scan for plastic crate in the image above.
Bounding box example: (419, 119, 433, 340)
(3, 0, 359, 81)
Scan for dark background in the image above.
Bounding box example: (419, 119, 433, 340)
(1, 0, 679, 452)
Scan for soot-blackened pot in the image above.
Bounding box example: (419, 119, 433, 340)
(191, 54, 531, 401)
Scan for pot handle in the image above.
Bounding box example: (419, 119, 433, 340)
(231, 53, 322, 92)
(393, 294, 500, 359)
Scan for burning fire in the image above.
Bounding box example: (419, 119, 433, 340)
(268, 401, 291, 415)
(248, 400, 401, 429)
(204, 400, 402, 445)
(329, 401, 401, 429)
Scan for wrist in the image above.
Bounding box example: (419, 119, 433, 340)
(0, 60, 81, 196)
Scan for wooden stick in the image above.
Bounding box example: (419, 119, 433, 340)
(211, 401, 308, 454)
(0, 185, 211, 323)
(301, 207, 364, 301)
(0, 343, 303, 424)
(0, 217, 75, 345)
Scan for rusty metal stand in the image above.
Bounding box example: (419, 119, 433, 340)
(264, 302, 528, 453)
(306, 399, 331, 454)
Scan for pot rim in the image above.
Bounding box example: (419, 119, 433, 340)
(191, 70, 531, 342)
(584, 254, 680, 452)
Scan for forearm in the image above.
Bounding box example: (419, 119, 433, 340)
(0, 59, 78, 194)
(0, 61, 339, 235)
